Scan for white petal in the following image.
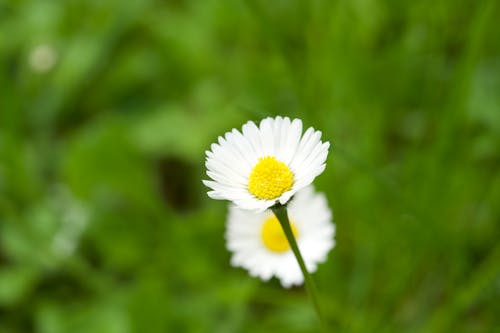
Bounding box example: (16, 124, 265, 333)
(259, 117, 276, 156)
(242, 121, 265, 160)
(280, 118, 302, 164)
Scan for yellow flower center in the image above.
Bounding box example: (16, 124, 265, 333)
(248, 156, 294, 200)
(261, 215, 299, 252)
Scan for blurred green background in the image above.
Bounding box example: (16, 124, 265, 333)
(1, 0, 500, 332)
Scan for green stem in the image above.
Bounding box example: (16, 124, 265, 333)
(271, 204, 326, 330)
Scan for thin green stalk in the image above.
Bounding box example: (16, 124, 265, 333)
(271, 204, 326, 330)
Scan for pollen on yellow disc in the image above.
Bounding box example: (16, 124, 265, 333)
(248, 156, 294, 200)
(261, 215, 299, 253)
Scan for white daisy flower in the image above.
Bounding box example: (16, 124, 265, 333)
(203, 116, 330, 212)
(225, 185, 335, 288)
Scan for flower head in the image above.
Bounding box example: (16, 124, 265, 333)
(203, 116, 329, 212)
(225, 186, 335, 288)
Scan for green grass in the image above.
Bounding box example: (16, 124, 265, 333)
(1, 0, 499, 332)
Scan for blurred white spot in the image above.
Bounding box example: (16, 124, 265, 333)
(52, 234, 76, 256)
(29, 44, 58, 73)
(49, 184, 90, 260)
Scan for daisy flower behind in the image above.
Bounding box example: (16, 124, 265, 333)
(203, 116, 329, 212)
(225, 186, 335, 288)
